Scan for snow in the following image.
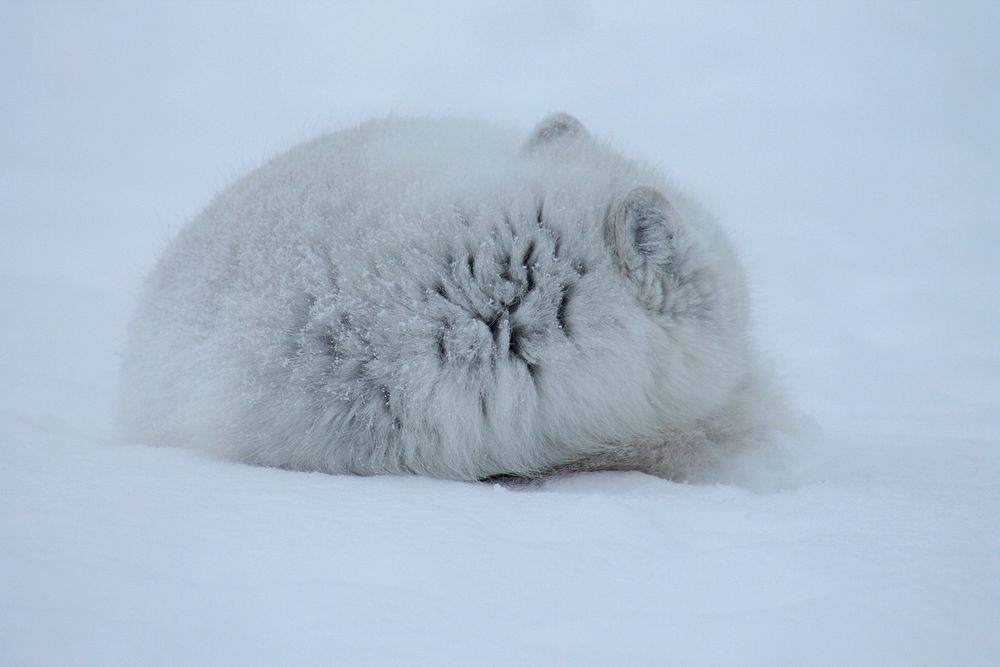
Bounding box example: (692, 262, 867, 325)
(2, 2, 998, 665)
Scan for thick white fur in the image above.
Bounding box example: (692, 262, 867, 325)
(121, 114, 784, 481)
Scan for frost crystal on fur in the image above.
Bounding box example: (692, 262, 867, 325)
(120, 114, 785, 481)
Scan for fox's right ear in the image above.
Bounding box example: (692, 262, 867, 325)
(525, 112, 589, 150)
(606, 186, 682, 308)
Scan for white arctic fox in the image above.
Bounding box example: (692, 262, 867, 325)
(121, 114, 784, 481)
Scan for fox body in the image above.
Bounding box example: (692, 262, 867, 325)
(121, 114, 781, 481)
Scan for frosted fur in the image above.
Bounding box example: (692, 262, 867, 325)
(120, 114, 783, 481)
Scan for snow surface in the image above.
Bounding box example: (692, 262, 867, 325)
(2, 2, 998, 665)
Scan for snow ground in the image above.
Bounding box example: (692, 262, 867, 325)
(2, 2, 998, 665)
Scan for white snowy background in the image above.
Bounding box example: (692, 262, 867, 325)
(2, 2, 998, 665)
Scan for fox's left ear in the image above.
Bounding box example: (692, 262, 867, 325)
(606, 186, 679, 291)
(525, 112, 589, 150)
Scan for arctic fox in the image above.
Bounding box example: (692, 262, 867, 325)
(120, 114, 784, 481)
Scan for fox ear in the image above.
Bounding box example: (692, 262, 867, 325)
(606, 186, 679, 286)
(525, 112, 589, 149)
